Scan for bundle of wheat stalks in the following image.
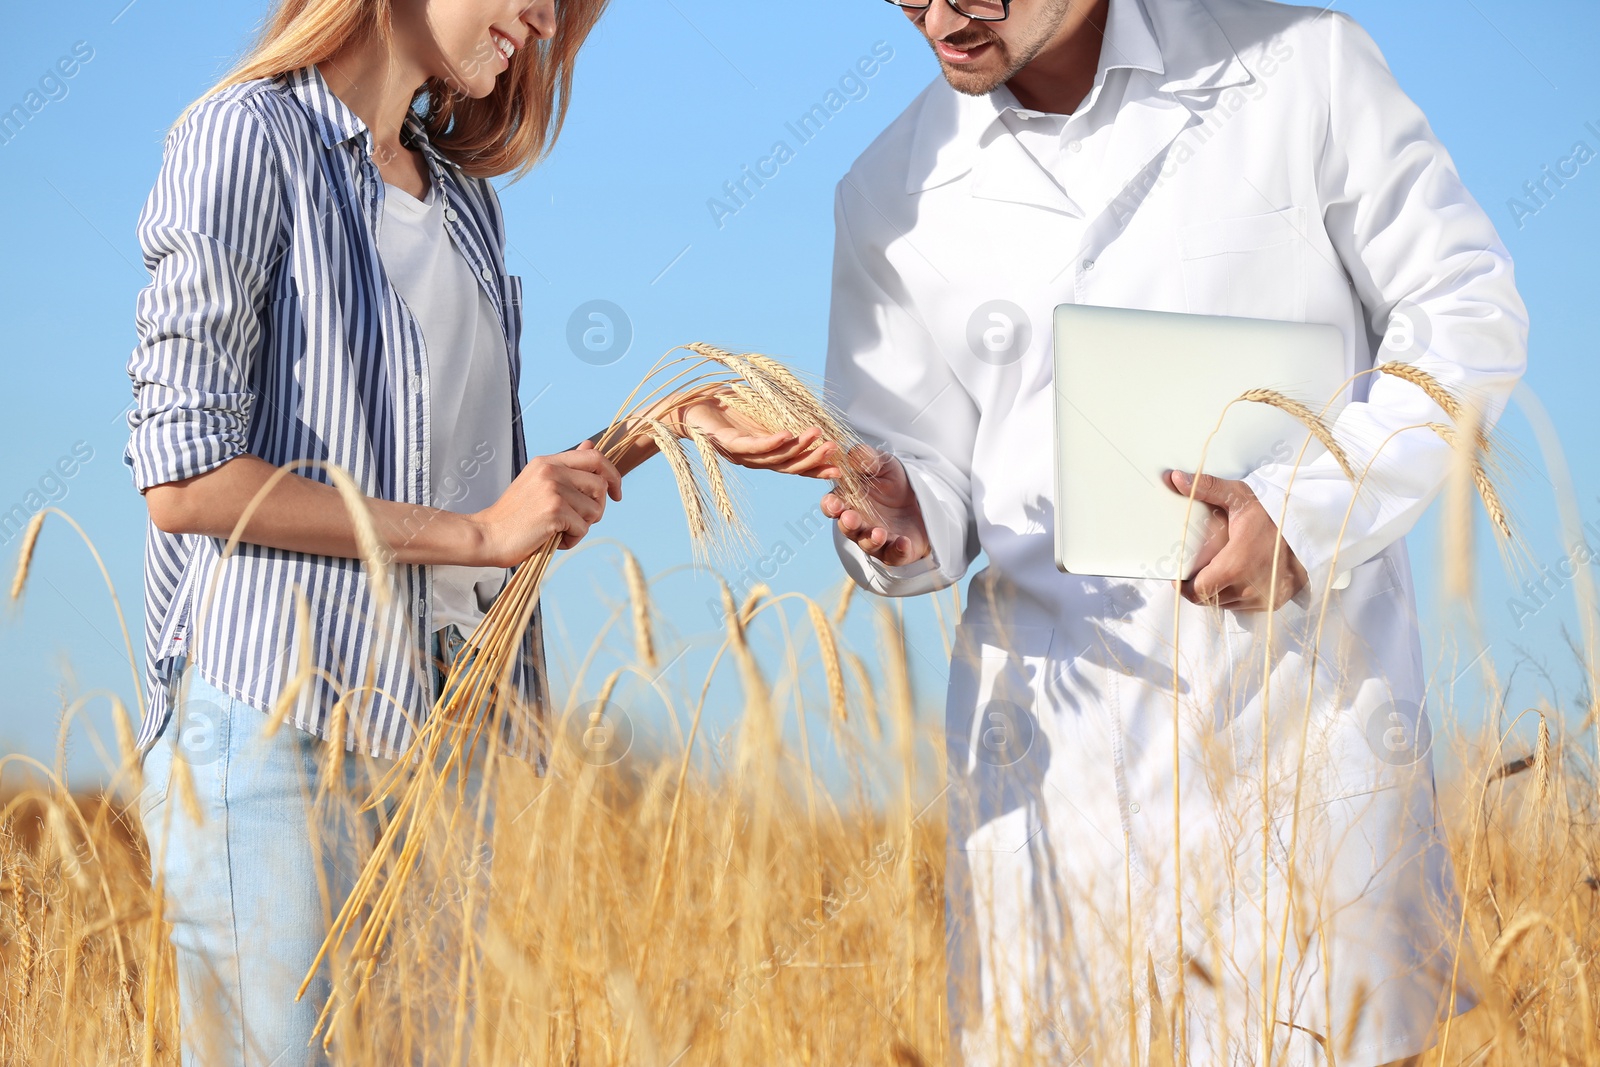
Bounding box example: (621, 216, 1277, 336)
(300, 342, 878, 1043)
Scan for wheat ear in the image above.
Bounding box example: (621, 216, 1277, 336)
(1425, 422, 1513, 543)
(641, 419, 709, 543)
(1237, 389, 1356, 480)
(621, 550, 657, 670)
(1486, 912, 1554, 975)
(1535, 712, 1552, 803)
(9, 511, 45, 601)
(833, 577, 856, 625)
(805, 599, 848, 723)
(681, 421, 740, 532)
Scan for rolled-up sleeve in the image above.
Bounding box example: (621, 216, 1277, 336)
(1242, 12, 1529, 585)
(124, 94, 284, 492)
(824, 180, 981, 597)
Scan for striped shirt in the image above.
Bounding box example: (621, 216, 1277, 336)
(124, 62, 548, 768)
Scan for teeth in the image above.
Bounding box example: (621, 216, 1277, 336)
(494, 33, 514, 59)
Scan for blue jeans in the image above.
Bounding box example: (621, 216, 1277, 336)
(138, 632, 496, 1066)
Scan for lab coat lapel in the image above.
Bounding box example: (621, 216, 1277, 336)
(1074, 0, 1256, 261)
(903, 86, 1085, 215)
(1086, 72, 1196, 222)
(970, 128, 1085, 217)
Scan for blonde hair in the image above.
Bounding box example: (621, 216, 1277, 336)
(170, 0, 609, 181)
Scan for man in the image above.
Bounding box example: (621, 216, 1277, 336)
(812, 0, 1526, 1062)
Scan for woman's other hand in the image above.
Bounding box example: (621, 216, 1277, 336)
(470, 440, 622, 563)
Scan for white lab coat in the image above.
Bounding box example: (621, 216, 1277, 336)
(825, 0, 1528, 1063)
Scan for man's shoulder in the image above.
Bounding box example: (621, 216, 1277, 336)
(837, 75, 953, 201)
(1196, 0, 1357, 58)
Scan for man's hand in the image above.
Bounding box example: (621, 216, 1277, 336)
(664, 389, 932, 567)
(820, 444, 931, 568)
(1165, 470, 1307, 613)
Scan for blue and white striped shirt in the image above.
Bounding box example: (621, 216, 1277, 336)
(125, 63, 547, 767)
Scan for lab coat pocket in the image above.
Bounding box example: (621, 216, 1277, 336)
(947, 621, 1054, 854)
(1179, 206, 1308, 322)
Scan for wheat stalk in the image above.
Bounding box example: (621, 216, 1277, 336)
(9, 511, 45, 601)
(1383, 360, 1523, 556)
(1486, 911, 1555, 975)
(303, 343, 868, 1036)
(1535, 712, 1552, 804)
(641, 419, 710, 545)
(1377, 361, 1490, 447)
(687, 342, 875, 519)
(1236, 389, 1356, 481)
(682, 421, 740, 531)
(739, 583, 769, 624)
(109, 698, 142, 796)
(1426, 422, 1513, 544)
(805, 599, 848, 724)
(833, 577, 856, 626)
(844, 650, 883, 743)
(621, 550, 657, 671)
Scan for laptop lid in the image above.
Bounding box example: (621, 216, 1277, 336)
(1051, 304, 1348, 582)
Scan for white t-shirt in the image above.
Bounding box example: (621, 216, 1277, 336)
(377, 176, 515, 637)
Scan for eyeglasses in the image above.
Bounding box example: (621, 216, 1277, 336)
(883, 0, 1011, 22)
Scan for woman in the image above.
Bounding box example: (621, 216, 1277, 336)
(125, 1, 634, 1061)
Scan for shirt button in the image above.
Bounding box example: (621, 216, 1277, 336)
(410, 373, 423, 391)
(1068, 140, 1082, 153)
(1122, 665, 1135, 676)
(444, 207, 458, 222)
(1082, 259, 1096, 272)
(409, 448, 423, 471)
(1130, 802, 1140, 814)
(480, 266, 493, 281)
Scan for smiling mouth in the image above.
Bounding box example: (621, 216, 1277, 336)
(935, 36, 996, 64)
(491, 29, 518, 61)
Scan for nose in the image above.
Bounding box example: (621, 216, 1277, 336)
(522, 0, 556, 40)
(920, 0, 974, 39)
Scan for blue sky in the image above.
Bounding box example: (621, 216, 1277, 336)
(1, 0, 1596, 789)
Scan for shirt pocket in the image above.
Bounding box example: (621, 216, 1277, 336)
(1178, 206, 1309, 322)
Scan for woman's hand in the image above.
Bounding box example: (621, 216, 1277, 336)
(469, 441, 622, 565)
(667, 386, 841, 477)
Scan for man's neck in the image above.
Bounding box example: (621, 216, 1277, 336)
(1005, 0, 1112, 114)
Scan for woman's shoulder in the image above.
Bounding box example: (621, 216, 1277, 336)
(166, 70, 314, 155)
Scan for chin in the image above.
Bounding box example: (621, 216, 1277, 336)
(940, 62, 1009, 96)
(454, 69, 499, 99)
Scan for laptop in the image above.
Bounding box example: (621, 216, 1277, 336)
(1051, 304, 1349, 582)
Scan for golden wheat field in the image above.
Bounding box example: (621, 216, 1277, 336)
(4, 349, 1598, 1065)
(2, 560, 1598, 1066)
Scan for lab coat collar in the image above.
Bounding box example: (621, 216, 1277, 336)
(906, 0, 1252, 197)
